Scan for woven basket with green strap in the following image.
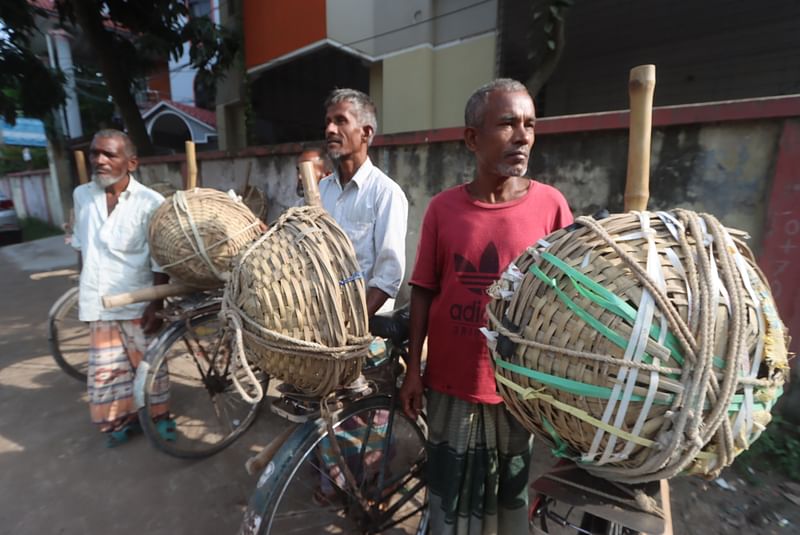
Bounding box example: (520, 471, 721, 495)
(485, 209, 790, 483)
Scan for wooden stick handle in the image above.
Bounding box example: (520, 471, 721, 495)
(102, 282, 195, 309)
(624, 64, 656, 212)
(185, 141, 197, 190)
(245, 423, 299, 475)
(74, 150, 89, 185)
(299, 160, 321, 208)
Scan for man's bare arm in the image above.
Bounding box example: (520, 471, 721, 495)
(366, 287, 390, 317)
(398, 285, 435, 419)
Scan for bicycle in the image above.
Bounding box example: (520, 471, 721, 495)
(135, 290, 268, 459)
(529, 461, 669, 535)
(48, 285, 89, 382)
(240, 306, 429, 535)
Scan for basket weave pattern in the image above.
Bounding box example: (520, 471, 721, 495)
(223, 206, 372, 397)
(486, 209, 789, 483)
(148, 188, 262, 289)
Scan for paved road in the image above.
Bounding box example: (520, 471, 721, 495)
(0, 237, 284, 534)
(0, 237, 577, 535)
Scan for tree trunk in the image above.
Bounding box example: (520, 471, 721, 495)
(526, 17, 567, 98)
(71, 0, 154, 155)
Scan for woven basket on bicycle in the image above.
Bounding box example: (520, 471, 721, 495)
(148, 188, 262, 289)
(485, 209, 790, 484)
(222, 205, 372, 397)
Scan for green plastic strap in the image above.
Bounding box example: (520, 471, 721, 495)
(538, 252, 734, 371)
(537, 252, 688, 365)
(540, 416, 573, 459)
(529, 263, 633, 358)
(495, 355, 673, 404)
(539, 252, 670, 357)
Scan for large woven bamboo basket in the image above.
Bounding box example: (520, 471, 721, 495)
(148, 188, 262, 289)
(486, 209, 790, 484)
(222, 206, 372, 397)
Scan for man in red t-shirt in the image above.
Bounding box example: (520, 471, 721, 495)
(400, 79, 573, 534)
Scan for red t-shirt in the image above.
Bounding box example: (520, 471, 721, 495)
(410, 181, 573, 404)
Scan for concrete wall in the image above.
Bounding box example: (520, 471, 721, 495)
(379, 33, 496, 133)
(432, 34, 496, 128)
(133, 97, 799, 312)
(326, 0, 495, 57)
(382, 47, 435, 132)
(0, 170, 58, 225)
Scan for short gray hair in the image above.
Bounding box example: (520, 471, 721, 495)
(464, 78, 530, 128)
(324, 88, 378, 145)
(92, 129, 137, 158)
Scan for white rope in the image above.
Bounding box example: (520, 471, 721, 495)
(222, 309, 265, 405)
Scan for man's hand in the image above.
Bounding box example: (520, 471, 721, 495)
(399, 370, 424, 420)
(142, 300, 164, 335)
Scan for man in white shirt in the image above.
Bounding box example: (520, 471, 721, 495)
(320, 88, 408, 316)
(71, 129, 173, 448)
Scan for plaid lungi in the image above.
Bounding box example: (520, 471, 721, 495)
(426, 389, 532, 535)
(88, 319, 169, 430)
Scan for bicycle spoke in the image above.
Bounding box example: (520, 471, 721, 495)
(256, 396, 428, 534)
(140, 306, 262, 458)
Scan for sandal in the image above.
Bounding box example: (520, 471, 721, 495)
(155, 418, 177, 442)
(105, 421, 142, 448)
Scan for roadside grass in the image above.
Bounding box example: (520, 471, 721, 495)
(20, 217, 64, 242)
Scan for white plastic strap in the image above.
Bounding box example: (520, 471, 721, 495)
(664, 247, 694, 329)
(586, 213, 661, 465)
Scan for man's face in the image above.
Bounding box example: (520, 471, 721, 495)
(467, 90, 535, 179)
(89, 136, 137, 188)
(324, 101, 369, 162)
(296, 150, 327, 197)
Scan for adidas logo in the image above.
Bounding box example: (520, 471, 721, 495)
(454, 242, 500, 295)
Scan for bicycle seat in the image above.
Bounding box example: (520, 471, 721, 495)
(369, 304, 409, 347)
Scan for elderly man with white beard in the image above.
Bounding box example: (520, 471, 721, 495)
(71, 129, 173, 448)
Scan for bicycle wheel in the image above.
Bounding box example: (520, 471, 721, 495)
(137, 306, 267, 459)
(242, 395, 428, 535)
(48, 286, 89, 382)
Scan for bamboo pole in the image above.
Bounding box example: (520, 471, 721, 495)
(298, 160, 321, 208)
(624, 65, 656, 211)
(185, 140, 197, 190)
(74, 150, 89, 185)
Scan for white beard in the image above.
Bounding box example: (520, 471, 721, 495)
(495, 162, 528, 178)
(92, 172, 126, 188)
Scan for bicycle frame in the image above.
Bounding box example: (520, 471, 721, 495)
(529, 462, 667, 534)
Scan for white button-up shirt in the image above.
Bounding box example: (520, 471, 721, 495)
(319, 158, 408, 307)
(71, 176, 165, 321)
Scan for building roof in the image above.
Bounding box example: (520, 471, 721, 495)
(143, 100, 217, 128)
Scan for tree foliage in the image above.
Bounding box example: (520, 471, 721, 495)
(56, 0, 238, 92)
(0, 1, 66, 124)
(53, 0, 239, 154)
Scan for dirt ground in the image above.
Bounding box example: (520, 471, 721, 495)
(1, 236, 798, 534)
